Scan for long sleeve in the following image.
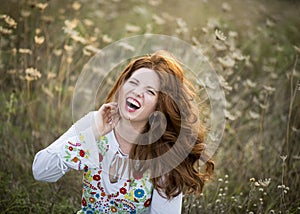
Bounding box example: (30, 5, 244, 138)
(150, 189, 182, 214)
(32, 111, 100, 182)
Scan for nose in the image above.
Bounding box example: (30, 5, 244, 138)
(133, 88, 144, 97)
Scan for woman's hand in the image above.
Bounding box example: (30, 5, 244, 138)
(93, 102, 120, 139)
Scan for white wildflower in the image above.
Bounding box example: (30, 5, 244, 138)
(1, 14, 17, 28)
(215, 29, 227, 41)
(36, 3, 48, 10)
(249, 111, 260, 119)
(72, 2, 82, 10)
(280, 155, 287, 162)
(71, 34, 87, 44)
(64, 45, 73, 52)
(64, 19, 79, 30)
(34, 35, 45, 45)
(266, 19, 275, 27)
(258, 178, 271, 187)
(21, 10, 31, 17)
(83, 19, 94, 27)
(246, 79, 257, 88)
(53, 49, 62, 56)
(125, 24, 141, 33)
(152, 14, 165, 25)
(224, 110, 235, 121)
(263, 85, 276, 93)
(47, 72, 56, 79)
(25, 67, 42, 81)
(19, 48, 32, 55)
(218, 56, 235, 68)
(102, 34, 113, 43)
(228, 31, 238, 38)
(0, 26, 12, 34)
(35, 28, 42, 35)
(254, 182, 260, 187)
(222, 2, 231, 12)
(259, 103, 268, 109)
(214, 43, 227, 51)
(294, 45, 300, 54)
(83, 45, 100, 54)
(149, 0, 162, 6)
(117, 42, 135, 52)
(232, 51, 245, 61)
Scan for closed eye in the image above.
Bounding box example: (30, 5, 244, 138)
(128, 80, 138, 85)
(147, 89, 156, 95)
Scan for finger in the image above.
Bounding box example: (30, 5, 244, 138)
(109, 114, 120, 126)
(99, 105, 114, 117)
(107, 102, 117, 106)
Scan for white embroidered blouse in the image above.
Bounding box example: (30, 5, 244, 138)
(32, 111, 182, 214)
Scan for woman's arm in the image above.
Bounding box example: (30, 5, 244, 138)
(32, 103, 119, 183)
(32, 111, 100, 182)
(150, 189, 183, 214)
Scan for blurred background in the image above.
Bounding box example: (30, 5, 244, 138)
(0, 0, 299, 213)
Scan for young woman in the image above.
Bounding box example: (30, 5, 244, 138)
(32, 51, 214, 213)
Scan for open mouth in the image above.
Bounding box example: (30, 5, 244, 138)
(126, 97, 141, 110)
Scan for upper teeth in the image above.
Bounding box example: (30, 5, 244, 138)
(127, 98, 140, 108)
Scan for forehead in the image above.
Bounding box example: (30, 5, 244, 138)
(129, 68, 160, 89)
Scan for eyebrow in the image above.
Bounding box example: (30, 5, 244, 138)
(131, 77, 159, 91)
(131, 77, 140, 83)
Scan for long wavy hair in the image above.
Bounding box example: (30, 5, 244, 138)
(106, 50, 214, 199)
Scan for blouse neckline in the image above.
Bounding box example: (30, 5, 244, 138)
(111, 129, 129, 158)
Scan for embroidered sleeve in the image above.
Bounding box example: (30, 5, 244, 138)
(33, 111, 101, 182)
(61, 125, 100, 170)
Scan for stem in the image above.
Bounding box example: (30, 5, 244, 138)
(285, 55, 298, 155)
(259, 93, 268, 175)
(280, 159, 286, 212)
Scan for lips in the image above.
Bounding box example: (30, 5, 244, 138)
(126, 97, 141, 112)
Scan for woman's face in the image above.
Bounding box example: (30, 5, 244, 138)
(117, 68, 160, 124)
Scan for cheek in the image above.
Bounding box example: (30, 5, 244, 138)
(146, 96, 158, 109)
(117, 86, 126, 99)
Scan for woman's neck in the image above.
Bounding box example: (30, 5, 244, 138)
(114, 119, 145, 154)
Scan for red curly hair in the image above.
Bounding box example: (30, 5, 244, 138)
(106, 50, 214, 199)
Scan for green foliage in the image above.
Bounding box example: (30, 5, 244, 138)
(1, 0, 300, 213)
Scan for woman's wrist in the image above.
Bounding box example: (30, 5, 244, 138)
(92, 111, 103, 140)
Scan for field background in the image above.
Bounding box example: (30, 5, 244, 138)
(0, 0, 300, 213)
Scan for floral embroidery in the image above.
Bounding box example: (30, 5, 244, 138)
(79, 149, 85, 157)
(97, 135, 109, 156)
(65, 134, 153, 213)
(89, 197, 96, 203)
(73, 157, 79, 163)
(134, 189, 145, 198)
(93, 174, 100, 181)
(144, 198, 151, 207)
(82, 198, 87, 206)
(110, 206, 117, 212)
(120, 187, 127, 194)
(63, 134, 92, 170)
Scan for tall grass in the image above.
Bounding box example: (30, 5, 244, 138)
(1, 0, 299, 213)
